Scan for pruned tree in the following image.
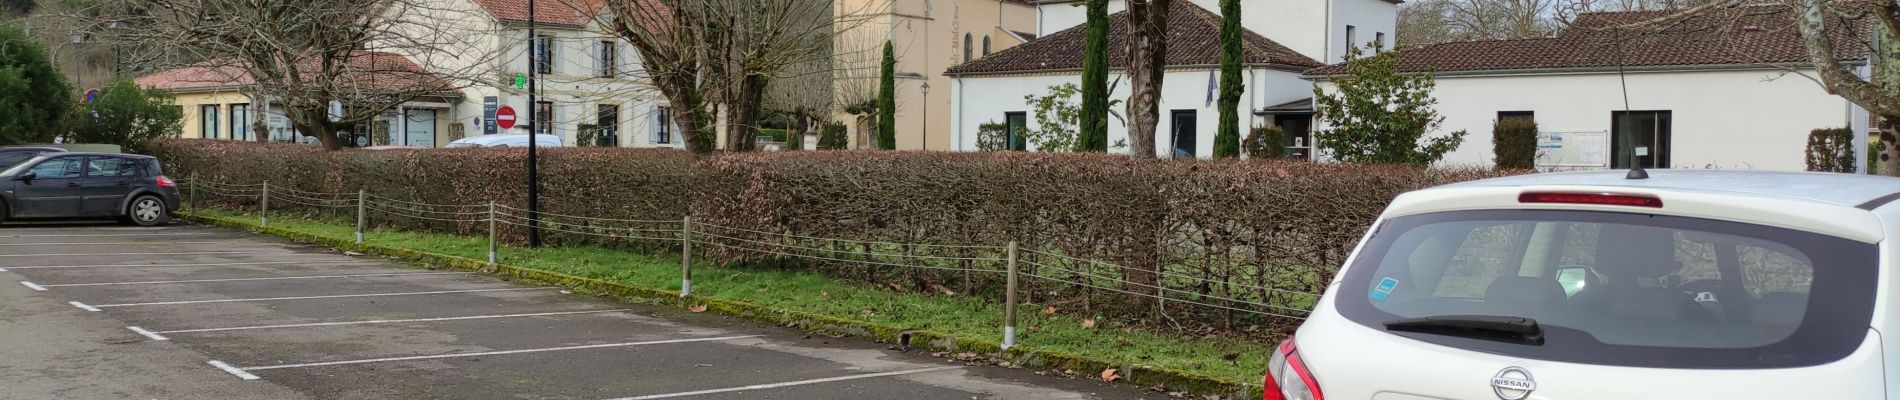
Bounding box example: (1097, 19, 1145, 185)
(1125, 0, 1169, 159)
(1213, 0, 1242, 158)
(832, 27, 883, 149)
(1078, 0, 1109, 152)
(763, 33, 834, 150)
(78, 0, 491, 150)
(1313, 43, 1468, 165)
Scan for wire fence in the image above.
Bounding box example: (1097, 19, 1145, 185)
(177, 177, 1322, 345)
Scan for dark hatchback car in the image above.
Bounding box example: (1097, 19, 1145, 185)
(0, 153, 180, 226)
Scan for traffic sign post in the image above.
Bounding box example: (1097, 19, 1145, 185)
(495, 105, 518, 130)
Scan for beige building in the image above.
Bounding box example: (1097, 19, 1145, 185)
(836, 0, 1039, 150)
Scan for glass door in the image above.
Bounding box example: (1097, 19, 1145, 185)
(1612, 111, 1672, 169)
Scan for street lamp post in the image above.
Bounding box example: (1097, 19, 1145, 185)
(526, 0, 542, 248)
(920, 82, 930, 151)
(68, 32, 84, 96)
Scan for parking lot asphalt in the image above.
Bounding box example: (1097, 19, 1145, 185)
(0, 222, 1161, 399)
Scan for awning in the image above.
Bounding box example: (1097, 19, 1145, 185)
(1257, 97, 1312, 114)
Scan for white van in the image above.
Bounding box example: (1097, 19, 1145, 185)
(444, 134, 564, 148)
(1269, 170, 1900, 400)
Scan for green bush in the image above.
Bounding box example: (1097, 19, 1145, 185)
(975, 121, 1009, 151)
(817, 122, 847, 150)
(0, 26, 72, 145)
(757, 128, 788, 143)
(1243, 125, 1283, 159)
(65, 77, 183, 153)
(1805, 127, 1855, 173)
(154, 139, 1517, 331)
(1492, 118, 1538, 169)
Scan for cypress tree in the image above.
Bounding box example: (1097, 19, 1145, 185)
(0, 26, 72, 145)
(1078, 0, 1109, 152)
(877, 40, 897, 150)
(1213, 0, 1243, 158)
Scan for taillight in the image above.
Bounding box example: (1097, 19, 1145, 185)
(155, 176, 175, 188)
(1518, 191, 1662, 208)
(1264, 338, 1323, 400)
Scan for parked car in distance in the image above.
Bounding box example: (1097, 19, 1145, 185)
(444, 134, 564, 149)
(0, 153, 180, 226)
(0, 146, 66, 170)
(1268, 170, 1900, 400)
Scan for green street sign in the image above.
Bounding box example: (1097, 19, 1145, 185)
(513, 74, 527, 89)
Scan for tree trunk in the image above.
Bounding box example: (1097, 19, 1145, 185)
(1879, 116, 1900, 175)
(253, 96, 270, 143)
(1125, 0, 1169, 159)
(726, 74, 768, 151)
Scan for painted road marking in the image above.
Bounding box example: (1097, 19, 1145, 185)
(0, 233, 213, 238)
(152, 309, 632, 335)
(0, 251, 281, 258)
(127, 326, 170, 341)
(4, 260, 370, 270)
(0, 241, 238, 246)
(19, 281, 45, 291)
(235, 335, 763, 372)
(36, 272, 467, 288)
(606, 366, 965, 400)
(69, 301, 101, 312)
(88, 287, 555, 309)
(207, 360, 260, 380)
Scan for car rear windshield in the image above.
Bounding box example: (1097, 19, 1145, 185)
(1336, 209, 1877, 369)
(0, 151, 45, 170)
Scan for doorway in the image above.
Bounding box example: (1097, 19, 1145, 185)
(1170, 110, 1197, 159)
(1611, 111, 1671, 169)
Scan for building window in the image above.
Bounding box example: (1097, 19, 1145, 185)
(597, 40, 617, 77)
(963, 33, 973, 63)
(1170, 110, 1197, 159)
(200, 105, 220, 139)
(982, 36, 991, 56)
(229, 104, 251, 141)
(1498, 111, 1534, 124)
(595, 104, 620, 147)
(651, 106, 673, 144)
(1612, 111, 1672, 169)
(534, 101, 554, 135)
(1375, 32, 1386, 50)
(1345, 25, 1357, 51)
(1004, 112, 1027, 151)
(533, 35, 555, 75)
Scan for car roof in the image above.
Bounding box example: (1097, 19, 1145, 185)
(0, 146, 67, 152)
(1443, 169, 1900, 209)
(35, 152, 153, 159)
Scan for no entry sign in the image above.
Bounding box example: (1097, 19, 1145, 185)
(495, 105, 518, 130)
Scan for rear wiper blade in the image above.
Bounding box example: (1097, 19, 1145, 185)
(1383, 315, 1545, 346)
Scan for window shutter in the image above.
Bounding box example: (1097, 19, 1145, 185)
(649, 106, 663, 144)
(593, 41, 604, 77)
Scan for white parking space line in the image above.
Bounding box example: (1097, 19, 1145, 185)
(4, 260, 372, 270)
(0, 241, 236, 246)
(606, 366, 965, 400)
(19, 281, 45, 291)
(236, 335, 764, 372)
(127, 326, 170, 341)
(0, 233, 213, 238)
(69, 301, 101, 312)
(87, 287, 556, 309)
(153, 309, 633, 335)
(37, 272, 467, 288)
(0, 251, 283, 258)
(207, 360, 261, 380)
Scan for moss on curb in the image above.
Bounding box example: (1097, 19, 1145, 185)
(182, 212, 1260, 398)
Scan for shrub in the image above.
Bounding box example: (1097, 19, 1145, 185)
(975, 121, 1009, 151)
(817, 122, 847, 150)
(0, 26, 71, 145)
(154, 139, 1517, 332)
(1492, 118, 1538, 169)
(1806, 127, 1855, 173)
(65, 77, 183, 153)
(1243, 125, 1283, 159)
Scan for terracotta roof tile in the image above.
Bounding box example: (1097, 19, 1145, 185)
(136, 51, 459, 95)
(473, 0, 605, 26)
(945, 1, 1321, 76)
(1306, 5, 1869, 75)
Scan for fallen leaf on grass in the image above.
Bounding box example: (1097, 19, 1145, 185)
(1041, 306, 1056, 315)
(1101, 368, 1120, 382)
(688, 304, 708, 313)
(820, 290, 830, 298)
(930, 284, 956, 296)
(1081, 319, 1096, 330)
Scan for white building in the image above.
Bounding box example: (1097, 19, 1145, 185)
(946, 0, 1394, 157)
(1306, 7, 1870, 172)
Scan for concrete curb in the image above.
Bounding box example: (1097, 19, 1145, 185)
(181, 212, 1258, 398)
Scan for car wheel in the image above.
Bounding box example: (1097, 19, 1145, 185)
(126, 195, 169, 226)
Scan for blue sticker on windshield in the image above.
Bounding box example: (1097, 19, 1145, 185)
(1370, 277, 1399, 301)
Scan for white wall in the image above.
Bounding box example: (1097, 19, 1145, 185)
(1034, 0, 1395, 64)
(1314, 68, 1857, 171)
(951, 68, 1307, 157)
(1329, 0, 1396, 63)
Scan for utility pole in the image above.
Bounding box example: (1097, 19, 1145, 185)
(526, 0, 543, 247)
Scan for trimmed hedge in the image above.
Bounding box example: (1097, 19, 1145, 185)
(1806, 127, 1855, 173)
(1492, 118, 1538, 169)
(153, 139, 1516, 332)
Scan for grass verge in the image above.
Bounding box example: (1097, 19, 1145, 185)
(186, 208, 1272, 397)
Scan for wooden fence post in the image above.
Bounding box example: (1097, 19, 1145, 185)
(680, 216, 693, 297)
(1004, 240, 1019, 349)
(259, 181, 269, 227)
(488, 201, 498, 267)
(355, 190, 366, 243)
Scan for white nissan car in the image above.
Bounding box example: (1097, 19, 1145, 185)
(1268, 169, 1900, 400)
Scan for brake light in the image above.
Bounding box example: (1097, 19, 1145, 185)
(1264, 338, 1323, 400)
(1518, 191, 1661, 208)
(155, 176, 175, 188)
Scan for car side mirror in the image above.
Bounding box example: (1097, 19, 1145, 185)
(1555, 265, 1597, 296)
(15, 171, 35, 183)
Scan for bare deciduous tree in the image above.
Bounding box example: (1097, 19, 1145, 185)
(1125, 0, 1167, 159)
